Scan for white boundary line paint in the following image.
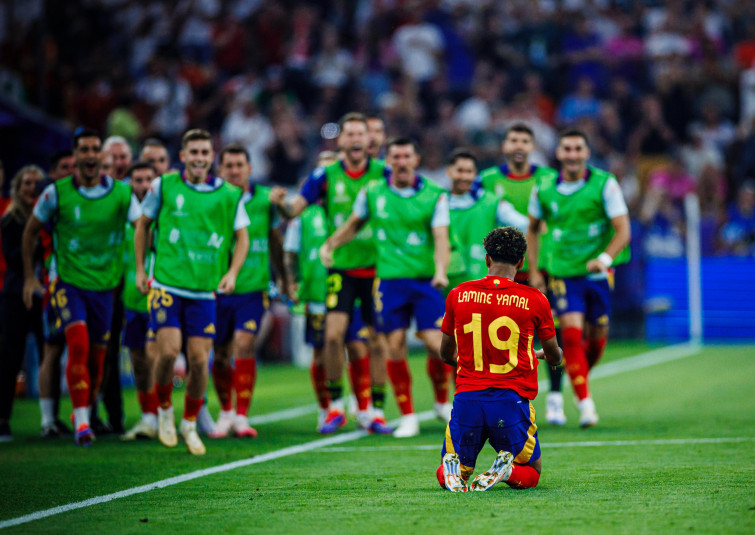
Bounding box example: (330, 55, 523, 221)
(248, 404, 317, 425)
(0, 342, 702, 530)
(316, 437, 755, 453)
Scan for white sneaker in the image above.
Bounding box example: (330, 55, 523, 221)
(121, 415, 158, 441)
(441, 453, 468, 492)
(434, 402, 452, 422)
(578, 397, 599, 428)
(392, 413, 419, 438)
(157, 407, 177, 447)
(232, 414, 258, 438)
(545, 392, 567, 426)
(470, 451, 514, 491)
(356, 409, 373, 430)
(179, 419, 206, 455)
(316, 408, 328, 432)
(208, 410, 235, 438)
(197, 404, 215, 435)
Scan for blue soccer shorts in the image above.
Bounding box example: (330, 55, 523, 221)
(305, 302, 370, 349)
(148, 287, 216, 339)
(49, 278, 113, 345)
(375, 278, 445, 334)
(215, 291, 267, 345)
(441, 388, 541, 478)
(42, 295, 65, 344)
(123, 309, 155, 349)
(549, 275, 611, 326)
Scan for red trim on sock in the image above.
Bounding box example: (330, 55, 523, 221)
(586, 337, 607, 369)
(386, 359, 414, 415)
(506, 464, 540, 489)
(137, 391, 158, 416)
(426, 354, 451, 404)
(183, 395, 203, 422)
(348, 355, 372, 411)
(64, 323, 90, 409)
(563, 327, 590, 400)
(212, 361, 234, 412)
(234, 358, 257, 417)
(155, 382, 173, 409)
(310, 362, 329, 410)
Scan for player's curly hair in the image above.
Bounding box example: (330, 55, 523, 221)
(483, 226, 527, 265)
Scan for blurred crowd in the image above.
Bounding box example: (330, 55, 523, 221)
(1, 0, 755, 256)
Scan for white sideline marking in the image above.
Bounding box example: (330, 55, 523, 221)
(316, 437, 754, 453)
(0, 342, 702, 530)
(248, 404, 317, 425)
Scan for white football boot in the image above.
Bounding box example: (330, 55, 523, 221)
(121, 414, 158, 441)
(545, 392, 567, 426)
(208, 410, 235, 438)
(180, 419, 206, 455)
(441, 453, 468, 492)
(470, 451, 514, 491)
(578, 397, 599, 428)
(434, 402, 452, 422)
(157, 406, 177, 447)
(392, 413, 419, 438)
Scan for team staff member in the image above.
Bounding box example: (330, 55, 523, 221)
(527, 129, 630, 428)
(22, 128, 136, 446)
(208, 144, 286, 439)
(438, 227, 562, 492)
(134, 129, 250, 455)
(322, 137, 451, 438)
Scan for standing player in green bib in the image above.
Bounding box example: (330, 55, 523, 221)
(527, 129, 630, 428)
(22, 128, 136, 446)
(477, 124, 567, 425)
(134, 129, 250, 455)
(276, 113, 391, 435)
(207, 143, 287, 439)
(120, 161, 160, 441)
(322, 137, 451, 438)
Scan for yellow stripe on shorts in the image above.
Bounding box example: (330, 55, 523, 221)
(514, 402, 538, 464)
(444, 423, 455, 455)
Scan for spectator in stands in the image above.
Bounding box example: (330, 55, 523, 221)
(221, 94, 274, 182)
(0, 165, 45, 442)
(719, 181, 755, 255)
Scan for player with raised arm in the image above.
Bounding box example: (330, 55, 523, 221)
(527, 129, 630, 428)
(134, 129, 250, 455)
(477, 123, 566, 425)
(208, 144, 287, 439)
(437, 227, 563, 492)
(21, 128, 135, 446)
(321, 137, 451, 438)
(120, 161, 159, 440)
(274, 113, 390, 435)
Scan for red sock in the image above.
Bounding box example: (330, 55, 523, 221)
(506, 464, 541, 489)
(212, 361, 234, 412)
(155, 382, 173, 409)
(586, 337, 607, 369)
(348, 355, 372, 411)
(310, 362, 330, 410)
(386, 359, 414, 415)
(563, 327, 590, 400)
(183, 395, 203, 422)
(137, 390, 159, 416)
(87, 346, 107, 405)
(426, 355, 452, 404)
(64, 324, 90, 409)
(234, 358, 257, 417)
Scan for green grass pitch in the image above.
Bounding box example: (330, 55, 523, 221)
(1, 341, 753, 534)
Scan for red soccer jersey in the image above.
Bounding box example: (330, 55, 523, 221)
(441, 275, 556, 399)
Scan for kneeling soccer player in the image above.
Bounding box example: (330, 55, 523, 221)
(436, 227, 562, 492)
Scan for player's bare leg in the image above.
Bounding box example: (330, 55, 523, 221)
(121, 343, 158, 440)
(320, 311, 349, 433)
(154, 327, 181, 447)
(386, 329, 418, 438)
(560, 312, 598, 427)
(38, 343, 67, 437)
(209, 342, 234, 438)
(419, 329, 453, 422)
(231, 330, 258, 437)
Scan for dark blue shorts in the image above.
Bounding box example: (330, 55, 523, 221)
(305, 302, 369, 349)
(441, 389, 541, 473)
(549, 276, 611, 326)
(215, 291, 267, 345)
(148, 288, 216, 339)
(123, 309, 155, 349)
(375, 278, 445, 334)
(43, 296, 65, 344)
(49, 279, 113, 345)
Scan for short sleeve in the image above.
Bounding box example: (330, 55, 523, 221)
(440, 290, 456, 336)
(283, 218, 302, 253)
(431, 193, 450, 228)
(140, 177, 162, 220)
(352, 188, 369, 220)
(32, 184, 58, 223)
(128, 194, 142, 223)
(527, 186, 542, 220)
(299, 167, 328, 205)
(234, 197, 251, 230)
(603, 177, 629, 219)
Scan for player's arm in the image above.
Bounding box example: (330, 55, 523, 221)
(536, 335, 563, 368)
(587, 178, 632, 273)
(283, 250, 300, 303)
(134, 214, 154, 295)
(218, 227, 250, 294)
(275, 167, 325, 219)
(268, 226, 289, 298)
(320, 213, 366, 268)
(276, 193, 308, 219)
(21, 215, 45, 309)
(526, 186, 546, 292)
(439, 332, 457, 367)
(431, 193, 450, 289)
(439, 290, 457, 367)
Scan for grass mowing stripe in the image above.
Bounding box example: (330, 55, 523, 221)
(316, 437, 755, 452)
(0, 411, 435, 531)
(0, 342, 703, 530)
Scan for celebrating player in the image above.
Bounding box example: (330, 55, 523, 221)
(140, 138, 171, 176)
(476, 124, 566, 425)
(366, 115, 386, 159)
(527, 129, 630, 428)
(275, 112, 389, 434)
(437, 227, 562, 492)
(22, 128, 135, 446)
(134, 129, 250, 455)
(120, 161, 159, 440)
(208, 143, 286, 439)
(321, 137, 451, 438)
